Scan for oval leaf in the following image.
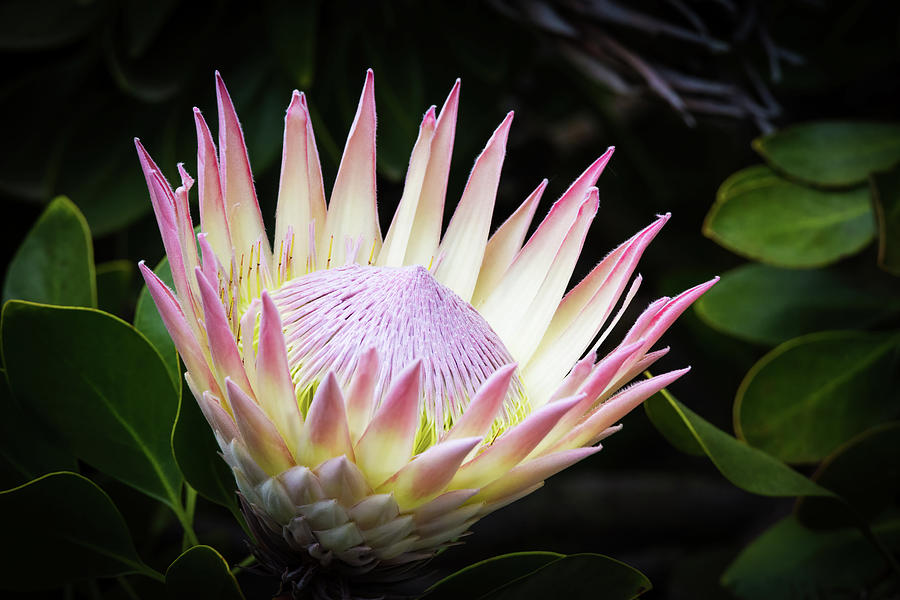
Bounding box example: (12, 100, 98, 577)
(735, 331, 900, 464)
(796, 422, 900, 529)
(134, 257, 180, 388)
(722, 516, 900, 600)
(1, 301, 184, 508)
(166, 545, 245, 600)
(0, 370, 76, 488)
(0, 472, 159, 590)
(703, 166, 874, 268)
(173, 391, 240, 517)
(426, 552, 563, 600)
(487, 554, 651, 600)
(694, 263, 900, 345)
(96, 260, 135, 317)
(753, 121, 900, 187)
(644, 387, 832, 498)
(3, 196, 96, 308)
(871, 165, 900, 275)
(643, 390, 704, 457)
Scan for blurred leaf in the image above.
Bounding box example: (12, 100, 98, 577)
(122, 0, 179, 57)
(0, 472, 161, 590)
(166, 545, 245, 600)
(134, 257, 180, 389)
(2, 196, 96, 308)
(96, 260, 135, 317)
(0, 371, 76, 489)
(487, 554, 651, 600)
(871, 165, 900, 275)
(703, 166, 874, 267)
(722, 515, 900, 600)
(263, 0, 318, 88)
(797, 422, 900, 529)
(754, 121, 900, 187)
(53, 106, 157, 236)
(0, 0, 103, 50)
(223, 60, 284, 176)
(645, 386, 832, 497)
(426, 551, 563, 600)
(172, 387, 240, 517)
(2, 301, 184, 509)
(365, 34, 425, 181)
(0, 51, 94, 201)
(694, 263, 900, 345)
(735, 331, 900, 464)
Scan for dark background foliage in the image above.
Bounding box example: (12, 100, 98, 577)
(1, 1, 899, 598)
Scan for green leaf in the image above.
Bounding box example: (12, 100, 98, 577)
(96, 260, 135, 317)
(643, 390, 704, 456)
(486, 554, 651, 600)
(871, 165, 900, 275)
(722, 516, 900, 600)
(172, 388, 240, 516)
(134, 257, 180, 388)
(645, 387, 832, 498)
(3, 196, 96, 308)
(753, 121, 900, 187)
(1, 301, 184, 509)
(703, 166, 874, 268)
(735, 331, 900, 464)
(796, 422, 900, 529)
(694, 263, 900, 345)
(166, 545, 245, 600)
(0, 472, 162, 590)
(0, 370, 76, 488)
(425, 552, 563, 600)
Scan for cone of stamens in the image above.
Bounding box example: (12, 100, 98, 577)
(136, 69, 717, 599)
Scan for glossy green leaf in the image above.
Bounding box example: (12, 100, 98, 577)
(871, 165, 900, 275)
(753, 121, 900, 187)
(2, 196, 96, 308)
(134, 257, 180, 388)
(643, 389, 704, 456)
(722, 516, 900, 600)
(1, 301, 184, 509)
(694, 263, 900, 345)
(426, 552, 563, 600)
(0, 472, 162, 590)
(703, 166, 874, 267)
(173, 389, 240, 516)
(96, 260, 135, 317)
(487, 554, 651, 600)
(645, 387, 832, 498)
(166, 545, 244, 600)
(796, 422, 900, 529)
(735, 331, 900, 464)
(0, 370, 76, 488)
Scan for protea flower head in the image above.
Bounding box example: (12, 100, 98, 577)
(136, 69, 716, 598)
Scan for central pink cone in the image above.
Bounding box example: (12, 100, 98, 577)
(268, 264, 524, 431)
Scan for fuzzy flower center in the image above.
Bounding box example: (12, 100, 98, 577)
(267, 264, 528, 437)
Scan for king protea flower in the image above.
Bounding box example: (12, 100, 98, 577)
(136, 69, 715, 598)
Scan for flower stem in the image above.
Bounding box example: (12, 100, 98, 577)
(171, 490, 199, 547)
(230, 554, 257, 575)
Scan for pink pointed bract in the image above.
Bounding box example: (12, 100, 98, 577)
(136, 69, 716, 590)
